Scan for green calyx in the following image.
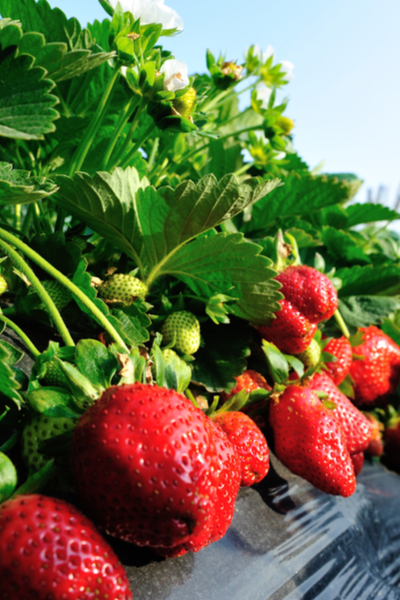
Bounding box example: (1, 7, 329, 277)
(160, 310, 201, 355)
(98, 273, 148, 305)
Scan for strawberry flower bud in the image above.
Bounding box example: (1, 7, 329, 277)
(109, 0, 183, 31)
(160, 59, 189, 92)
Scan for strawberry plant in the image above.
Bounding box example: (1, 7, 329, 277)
(0, 0, 400, 596)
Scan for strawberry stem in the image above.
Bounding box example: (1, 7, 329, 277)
(0, 237, 75, 348)
(0, 228, 129, 351)
(0, 315, 40, 357)
(333, 309, 351, 339)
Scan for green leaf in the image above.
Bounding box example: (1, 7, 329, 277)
(74, 339, 119, 391)
(346, 203, 399, 228)
(153, 232, 282, 325)
(261, 340, 289, 384)
(339, 296, 400, 328)
(111, 302, 151, 346)
(0, 342, 23, 408)
(322, 228, 371, 265)
(111, 345, 147, 385)
(0, 340, 24, 366)
(0, 45, 59, 140)
(336, 265, 400, 297)
(12, 459, 54, 497)
(0, 452, 17, 502)
(27, 387, 82, 417)
(151, 339, 192, 393)
(0, 163, 57, 206)
(244, 174, 359, 236)
(191, 319, 253, 392)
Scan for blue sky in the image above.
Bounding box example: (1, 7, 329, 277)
(49, 0, 400, 207)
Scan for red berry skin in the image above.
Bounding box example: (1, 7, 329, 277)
(211, 411, 270, 486)
(0, 494, 132, 600)
(349, 326, 400, 406)
(269, 385, 356, 497)
(222, 370, 272, 401)
(322, 336, 353, 385)
(257, 299, 318, 354)
(276, 265, 339, 323)
(71, 383, 241, 555)
(308, 372, 372, 455)
(364, 413, 384, 457)
(351, 451, 364, 476)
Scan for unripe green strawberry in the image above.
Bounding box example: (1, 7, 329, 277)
(21, 415, 76, 471)
(40, 358, 70, 388)
(98, 273, 148, 305)
(0, 273, 7, 295)
(161, 311, 201, 355)
(296, 338, 321, 368)
(42, 280, 72, 311)
(275, 115, 294, 135)
(173, 87, 196, 118)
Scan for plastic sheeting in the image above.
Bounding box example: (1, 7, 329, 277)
(112, 455, 400, 600)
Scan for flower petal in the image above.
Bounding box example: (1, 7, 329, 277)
(109, 0, 183, 30)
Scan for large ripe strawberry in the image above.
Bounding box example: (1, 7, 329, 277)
(211, 411, 270, 486)
(71, 383, 241, 555)
(257, 265, 338, 354)
(0, 494, 132, 600)
(308, 371, 372, 455)
(322, 335, 353, 385)
(269, 384, 356, 496)
(349, 326, 400, 406)
(160, 310, 201, 355)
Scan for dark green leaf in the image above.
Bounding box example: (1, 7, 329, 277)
(346, 203, 399, 228)
(0, 162, 57, 205)
(191, 319, 252, 392)
(261, 340, 289, 384)
(0, 342, 23, 408)
(0, 451, 17, 502)
(111, 301, 151, 346)
(339, 296, 400, 328)
(12, 459, 54, 497)
(74, 339, 119, 391)
(27, 386, 82, 417)
(336, 265, 400, 297)
(322, 228, 371, 265)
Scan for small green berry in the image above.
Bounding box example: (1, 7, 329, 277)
(42, 280, 72, 311)
(98, 273, 148, 305)
(21, 415, 76, 472)
(296, 338, 321, 368)
(160, 311, 201, 355)
(0, 274, 7, 296)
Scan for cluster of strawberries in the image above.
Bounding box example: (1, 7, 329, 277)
(2, 265, 400, 599)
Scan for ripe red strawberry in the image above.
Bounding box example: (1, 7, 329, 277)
(71, 383, 241, 555)
(257, 265, 338, 354)
(308, 371, 372, 455)
(364, 413, 384, 457)
(351, 451, 364, 476)
(322, 335, 353, 385)
(222, 369, 272, 401)
(0, 494, 132, 600)
(211, 411, 270, 486)
(349, 326, 400, 406)
(269, 384, 356, 496)
(383, 416, 400, 472)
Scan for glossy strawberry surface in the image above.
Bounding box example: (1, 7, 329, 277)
(269, 385, 356, 497)
(258, 265, 338, 354)
(212, 411, 270, 486)
(309, 371, 372, 455)
(71, 383, 241, 555)
(349, 326, 400, 406)
(351, 451, 364, 476)
(322, 335, 353, 385)
(0, 494, 132, 600)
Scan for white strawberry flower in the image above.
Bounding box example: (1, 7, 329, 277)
(280, 60, 295, 82)
(109, 0, 183, 31)
(255, 84, 272, 109)
(160, 59, 189, 92)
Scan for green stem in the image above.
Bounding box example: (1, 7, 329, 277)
(235, 161, 255, 177)
(333, 309, 351, 339)
(112, 97, 147, 168)
(102, 96, 138, 170)
(68, 69, 121, 176)
(0, 237, 75, 347)
(120, 122, 155, 169)
(0, 228, 129, 351)
(0, 315, 40, 357)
